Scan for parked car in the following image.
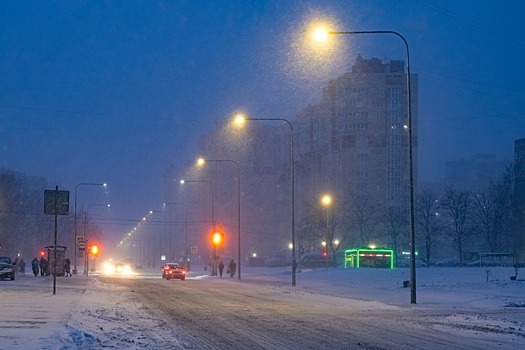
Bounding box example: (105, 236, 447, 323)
(298, 253, 336, 269)
(266, 257, 287, 268)
(162, 263, 186, 280)
(0, 256, 16, 280)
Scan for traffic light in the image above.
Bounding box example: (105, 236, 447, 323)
(40, 250, 45, 257)
(211, 231, 224, 247)
(90, 244, 99, 256)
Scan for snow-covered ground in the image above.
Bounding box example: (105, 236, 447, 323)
(1, 265, 524, 349)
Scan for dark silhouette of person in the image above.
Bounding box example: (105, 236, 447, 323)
(218, 260, 224, 278)
(64, 258, 72, 277)
(31, 258, 39, 276)
(228, 259, 236, 278)
(39, 257, 47, 276)
(18, 259, 26, 274)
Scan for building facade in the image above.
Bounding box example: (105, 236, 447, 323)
(294, 56, 418, 250)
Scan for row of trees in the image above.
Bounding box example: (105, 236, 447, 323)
(0, 169, 54, 258)
(0, 169, 104, 261)
(298, 166, 524, 267)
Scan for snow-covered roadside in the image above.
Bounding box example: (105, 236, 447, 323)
(0, 275, 185, 349)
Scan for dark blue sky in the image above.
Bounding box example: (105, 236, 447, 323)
(1, 1, 524, 238)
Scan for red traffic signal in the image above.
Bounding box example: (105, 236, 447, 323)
(211, 231, 224, 247)
(40, 250, 45, 257)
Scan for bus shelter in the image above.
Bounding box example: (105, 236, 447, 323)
(45, 245, 68, 276)
(344, 248, 394, 269)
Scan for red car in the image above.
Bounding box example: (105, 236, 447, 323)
(162, 263, 186, 280)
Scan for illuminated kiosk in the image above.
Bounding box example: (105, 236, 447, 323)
(344, 248, 394, 269)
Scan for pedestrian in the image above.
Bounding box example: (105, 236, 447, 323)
(18, 259, 26, 274)
(13, 257, 19, 273)
(31, 257, 39, 277)
(39, 256, 46, 276)
(218, 260, 224, 278)
(64, 258, 72, 277)
(228, 259, 236, 278)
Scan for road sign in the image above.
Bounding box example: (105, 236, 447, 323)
(76, 236, 85, 244)
(190, 246, 198, 254)
(44, 189, 70, 215)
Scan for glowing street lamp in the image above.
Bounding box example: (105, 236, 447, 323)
(321, 194, 332, 207)
(234, 113, 297, 286)
(312, 27, 416, 304)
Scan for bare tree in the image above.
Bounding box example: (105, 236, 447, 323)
(440, 185, 473, 266)
(383, 206, 407, 267)
(349, 196, 379, 247)
(472, 167, 514, 253)
(299, 195, 349, 266)
(415, 189, 442, 267)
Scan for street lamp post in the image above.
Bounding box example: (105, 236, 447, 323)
(197, 157, 242, 280)
(84, 203, 110, 274)
(179, 179, 215, 229)
(321, 193, 332, 245)
(316, 29, 416, 303)
(321, 194, 332, 268)
(234, 115, 297, 286)
(180, 179, 216, 269)
(163, 202, 186, 264)
(74, 182, 106, 275)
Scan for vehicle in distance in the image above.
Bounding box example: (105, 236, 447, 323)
(298, 253, 337, 269)
(0, 256, 16, 280)
(162, 263, 186, 280)
(102, 261, 132, 275)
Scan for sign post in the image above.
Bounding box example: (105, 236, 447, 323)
(44, 186, 69, 295)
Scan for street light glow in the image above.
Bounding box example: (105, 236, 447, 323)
(313, 28, 328, 42)
(321, 194, 332, 206)
(234, 113, 246, 125)
(196, 157, 205, 166)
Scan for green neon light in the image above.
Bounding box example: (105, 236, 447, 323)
(344, 248, 395, 269)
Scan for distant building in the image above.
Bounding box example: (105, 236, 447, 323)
(171, 55, 419, 260)
(294, 55, 418, 248)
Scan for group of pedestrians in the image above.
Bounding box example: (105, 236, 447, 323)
(12, 258, 26, 274)
(27, 256, 72, 277)
(217, 259, 236, 278)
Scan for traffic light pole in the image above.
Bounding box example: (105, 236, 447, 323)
(85, 239, 89, 277)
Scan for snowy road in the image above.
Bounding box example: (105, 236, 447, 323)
(106, 272, 524, 349)
(1, 267, 524, 349)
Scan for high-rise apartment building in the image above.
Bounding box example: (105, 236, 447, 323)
(294, 56, 418, 248)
